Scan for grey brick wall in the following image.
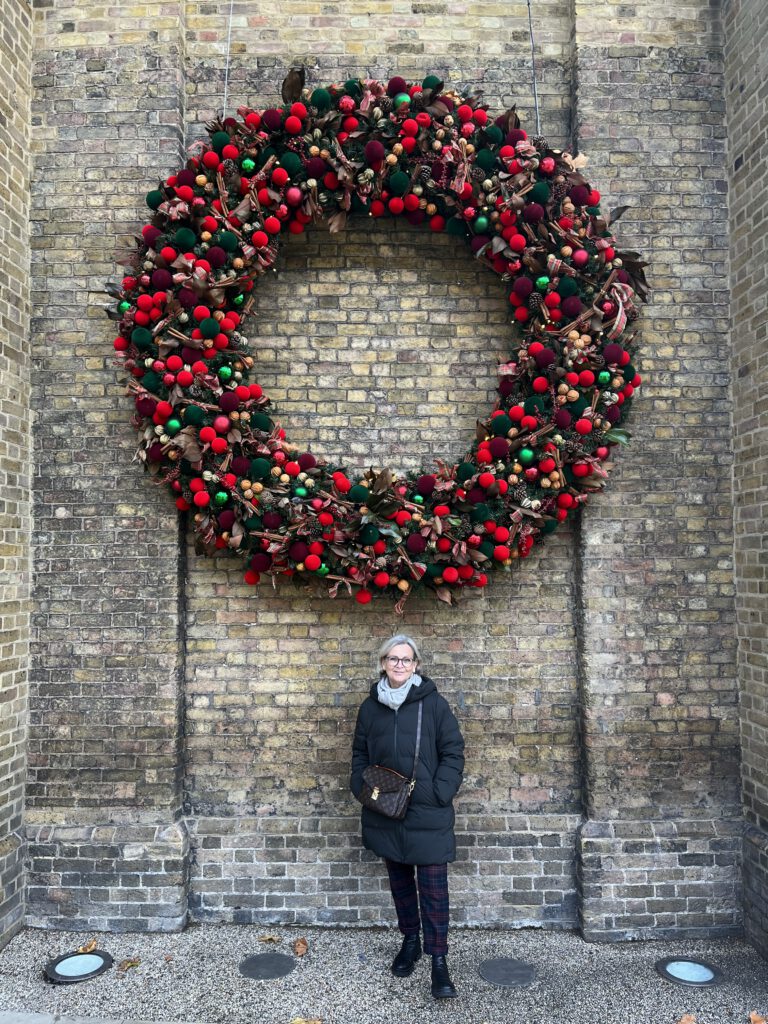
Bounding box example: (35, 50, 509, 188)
(0, 0, 32, 952)
(724, 0, 768, 958)
(14, 0, 752, 944)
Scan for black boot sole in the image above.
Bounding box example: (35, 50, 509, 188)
(432, 986, 458, 999)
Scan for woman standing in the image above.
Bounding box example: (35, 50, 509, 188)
(351, 634, 465, 999)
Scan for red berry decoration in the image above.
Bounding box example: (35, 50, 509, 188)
(107, 73, 647, 609)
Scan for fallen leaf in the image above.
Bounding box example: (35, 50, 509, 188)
(293, 937, 309, 957)
(116, 957, 140, 976)
(291, 1018, 322, 1024)
(163, 954, 174, 963)
(77, 938, 97, 954)
(750, 1013, 767, 1024)
(258, 934, 280, 943)
(677, 1015, 696, 1024)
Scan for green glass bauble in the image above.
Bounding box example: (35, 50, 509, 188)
(519, 447, 535, 465)
(317, 564, 330, 576)
(598, 371, 611, 386)
(241, 158, 256, 173)
(474, 216, 489, 232)
(233, 294, 244, 305)
(536, 275, 550, 292)
(165, 418, 181, 435)
(118, 300, 131, 313)
(218, 366, 233, 382)
(393, 92, 411, 108)
(294, 486, 307, 497)
(414, 495, 424, 504)
(214, 491, 228, 506)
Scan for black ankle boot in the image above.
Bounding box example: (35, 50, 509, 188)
(391, 933, 422, 977)
(431, 954, 457, 998)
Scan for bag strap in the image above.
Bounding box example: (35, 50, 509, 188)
(410, 701, 423, 781)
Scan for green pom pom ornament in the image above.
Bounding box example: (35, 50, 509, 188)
(250, 457, 271, 480)
(388, 171, 410, 196)
(146, 189, 164, 210)
(183, 405, 205, 425)
(422, 74, 442, 91)
(457, 461, 476, 482)
(490, 415, 512, 436)
(310, 88, 332, 111)
(211, 130, 231, 152)
(529, 181, 551, 204)
(348, 484, 369, 503)
(251, 412, 273, 432)
(216, 230, 239, 253)
(280, 151, 303, 177)
(175, 227, 197, 250)
(132, 327, 153, 350)
(200, 317, 220, 339)
(476, 149, 496, 172)
(360, 525, 380, 545)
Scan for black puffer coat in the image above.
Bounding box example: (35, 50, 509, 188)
(350, 676, 465, 865)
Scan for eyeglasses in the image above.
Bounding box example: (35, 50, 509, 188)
(385, 656, 414, 667)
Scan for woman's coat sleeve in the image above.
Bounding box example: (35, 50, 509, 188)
(350, 704, 369, 799)
(432, 698, 465, 807)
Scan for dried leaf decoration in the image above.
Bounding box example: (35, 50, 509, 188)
(293, 936, 309, 957)
(77, 938, 98, 954)
(258, 934, 280, 943)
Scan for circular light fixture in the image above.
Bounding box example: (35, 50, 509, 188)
(479, 957, 536, 987)
(44, 950, 113, 985)
(655, 957, 724, 987)
(238, 952, 296, 980)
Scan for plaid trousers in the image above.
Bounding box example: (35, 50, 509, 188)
(384, 859, 450, 956)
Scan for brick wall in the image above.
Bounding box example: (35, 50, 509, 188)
(724, 0, 768, 958)
(0, 0, 32, 951)
(20, 0, 746, 941)
(25, 1, 190, 929)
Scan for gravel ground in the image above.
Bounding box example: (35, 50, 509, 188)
(1, 924, 767, 1024)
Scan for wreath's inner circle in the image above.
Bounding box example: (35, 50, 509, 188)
(251, 218, 505, 474)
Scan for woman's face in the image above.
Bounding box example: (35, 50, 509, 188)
(381, 643, 417, 688)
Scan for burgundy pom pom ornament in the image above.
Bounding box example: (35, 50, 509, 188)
(107, 74, 648, 610)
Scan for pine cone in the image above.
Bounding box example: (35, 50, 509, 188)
(419, 165, 432, 184)
(552, 181, 568, 203)
(379, 96, 393, 114)
(532, 135, 548, 150)
(528, 293, 544, 310)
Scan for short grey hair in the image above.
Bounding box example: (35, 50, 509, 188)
(377, 634, 422, 668)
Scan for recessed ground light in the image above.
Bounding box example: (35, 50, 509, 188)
(655, 957, 724, 987)
(479, 957, 536, 987)
(44, 950, 113, 985)
(238, 952, 296, 979)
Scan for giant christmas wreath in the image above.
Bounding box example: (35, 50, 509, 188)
(107, 73, 647, 610)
